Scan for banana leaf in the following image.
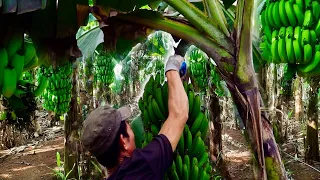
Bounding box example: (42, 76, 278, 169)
(77, 26, 104, 60)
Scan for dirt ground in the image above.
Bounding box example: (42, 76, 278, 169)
(0, 126, 319, 180)
(0, 136, 64, 180)
(222, 128, 320, 180)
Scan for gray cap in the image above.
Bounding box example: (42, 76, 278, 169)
(81, 105, 132, 156)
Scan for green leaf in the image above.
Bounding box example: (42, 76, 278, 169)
(2, 0, 17, 13)
(95, 0, 159, 12)
(56, 152, 61, 167)
(222, 0, 236, 9)
(17, 0, 43, 14)
(77, 27, 104, 60)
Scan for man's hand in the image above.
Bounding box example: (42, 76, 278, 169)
(165, 55, 184, 74)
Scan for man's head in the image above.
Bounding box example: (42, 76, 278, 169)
(81, 105, 136, 169)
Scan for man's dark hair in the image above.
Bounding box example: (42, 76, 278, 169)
(96, 120, 129, 169)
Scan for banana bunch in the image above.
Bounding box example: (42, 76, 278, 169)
(0, 32, 39, 99)
(94, 54, 115, 86)
(39, 62, 73, 115)
(210, 64, 225, 97)
(261, 0, 320, 77)
(186, 46, 208, 92)
(138, 72, 213, 180)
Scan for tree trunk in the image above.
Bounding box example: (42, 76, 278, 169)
(64, 62, 80, 179)
(305, 78, 320, 163)
(294, 77, 303, 122)
(208, 91, 222, 162)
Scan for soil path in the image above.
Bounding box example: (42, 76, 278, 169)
(0, 136, 64, 180)
(222, 128, 320, 180)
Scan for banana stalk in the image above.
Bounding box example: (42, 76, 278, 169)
(163, 0, 233, 52)
(203, 0, 230, 37)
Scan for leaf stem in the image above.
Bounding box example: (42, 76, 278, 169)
(163, 0, 233, 52)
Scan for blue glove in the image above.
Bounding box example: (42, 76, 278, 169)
(179, 61, 187, 77)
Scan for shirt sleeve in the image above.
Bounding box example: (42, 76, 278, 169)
(138, 134, 173, 178)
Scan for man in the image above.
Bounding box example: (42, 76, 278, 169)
(81, 55, 189, 179)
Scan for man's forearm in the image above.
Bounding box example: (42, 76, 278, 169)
(159, 70, 189, 151)
(166, 71, 188, 120)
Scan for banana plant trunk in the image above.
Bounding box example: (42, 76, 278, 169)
(64, 62, 80, 179)
(305, 78, 320, 163)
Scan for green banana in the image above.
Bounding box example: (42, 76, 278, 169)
(294, 26, 302, 42)
(189, 94, 201, 124)
(190, 112, 204, 135)
(302, 10, 313, 28)
(315, 19, 320, 36)
(11, 54, 25, 78)
(171, 161, 176, 171)
(286, 37, 295, 64)
(206, 163, 212, 173)
(293, 4, 304, 25)
(296, 0, 304, 10)
(155, 88, 166, 116)
(279, 0, 290, 26)
(312, 1, 320, 20)
(261, 10, 267, 27)
(23, 42, 36, 65)
(271, 30, 281, 63)
(285, 26, 295, 63)
(190, 162, 199, 180)
(198, 169, 206, 180)
(310, 30, 316, 47)
(272, 2, 282, 27)
(199, 115, 209, 139)
(186, 126, 193, 154)
(150, 124, 159, 136)
(182, 164, 189, 180)
(170, 169, 179, 180)
(191, 135, 204, 158)
(184, 154, 190, 174)
(303, 44, 313, 64)
(267, 2, 277, 27)
(285, 1, 297, 26)
(188, 91, 194, 117)
(264, 25, 273, 44)
(178, 129, 185, 155)
(0, 48, 8, 88)
(183, 81, 188, 93)
(176, 153, 183, 176)
(147, 100, 158, 125)
(151, 99, 166, 121)
(2, 68, 17, 98)
(6, 32, 23, 59)
(278, 27, 288, 63)
(198, 152, 209, 167)
(196, 139, 206, 160)
(301, 29, 310, 46)
(33, 75, 48, 97)
(138, 98, 144, 112)
(298, 51, 320, 73)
